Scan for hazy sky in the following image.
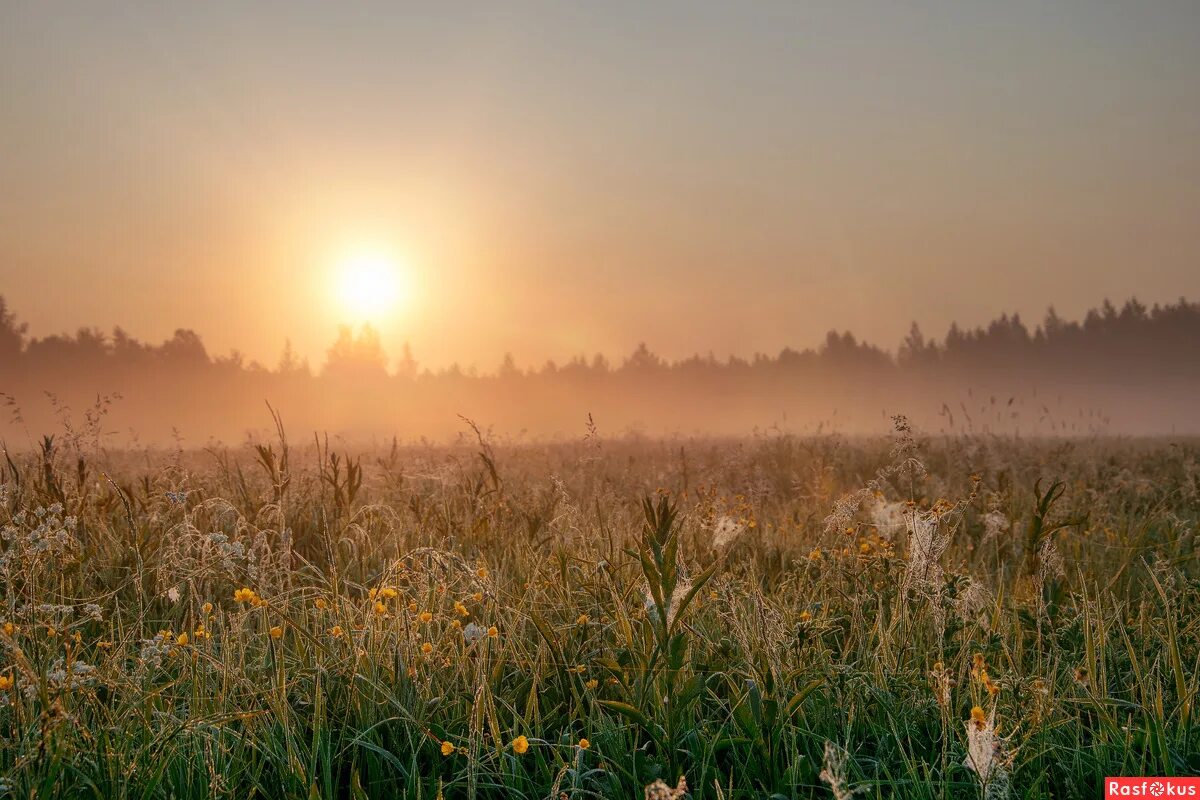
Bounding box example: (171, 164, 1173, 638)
(2, 1, 1199, 371)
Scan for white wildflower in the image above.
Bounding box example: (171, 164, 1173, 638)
(710, 515, 746, 550)
(1037, 536, 1064, 585)
(870, 499, 907, 539)
(28, 659, 97, 698)
(982, 511, 1010, 542)
(954, 579, 992, 630)
(819, 741, 865, 799)
(644, 776, 688, 800)
(904, 509, 950, 591)
(663, 579, 693, 628)
(965, 706, 1010, 799)
(823, 488, 872, 535)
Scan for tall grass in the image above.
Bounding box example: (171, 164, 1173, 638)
(0, 425, 1196, 798)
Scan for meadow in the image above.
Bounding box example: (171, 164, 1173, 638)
(0, 418, 1197, 798)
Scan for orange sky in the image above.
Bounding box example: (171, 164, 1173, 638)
(2, 2, 1199, 373)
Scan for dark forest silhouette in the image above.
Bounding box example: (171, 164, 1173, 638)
(1, 295, 1198, 442)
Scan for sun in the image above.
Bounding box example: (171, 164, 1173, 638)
(335, 249, 405, 322)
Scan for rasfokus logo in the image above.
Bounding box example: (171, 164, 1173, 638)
(1106, 778, 1200, 798)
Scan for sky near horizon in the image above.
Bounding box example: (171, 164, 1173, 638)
(2, 1, 1199, 372)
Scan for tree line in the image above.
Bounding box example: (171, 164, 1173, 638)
(1, 295, 1197, 440)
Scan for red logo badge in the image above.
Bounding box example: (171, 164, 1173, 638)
(1106, 778, 1200, 798)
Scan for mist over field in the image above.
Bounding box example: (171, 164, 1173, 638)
(3, 296, 1199, 444)
(4, 3, 1200, 798)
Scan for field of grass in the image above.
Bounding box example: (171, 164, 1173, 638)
(0, 420, 1197, 798)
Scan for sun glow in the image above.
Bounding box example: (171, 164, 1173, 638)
(335, 249, 406, 322)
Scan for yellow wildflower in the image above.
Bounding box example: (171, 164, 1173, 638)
(512, 735, 529, 754)
(441, 741, 455, 756)
(421, 642, 433, 655)
(270, 626, 283, 639)
(970, 705, 987, 731)
(175, 632, 188, 646)
(487, 626, 498, 638)
(579, 738, 590, 750)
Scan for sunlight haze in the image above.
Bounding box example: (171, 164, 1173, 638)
(3, 8, 1200, 797)
(2, 1, 1200, 371)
